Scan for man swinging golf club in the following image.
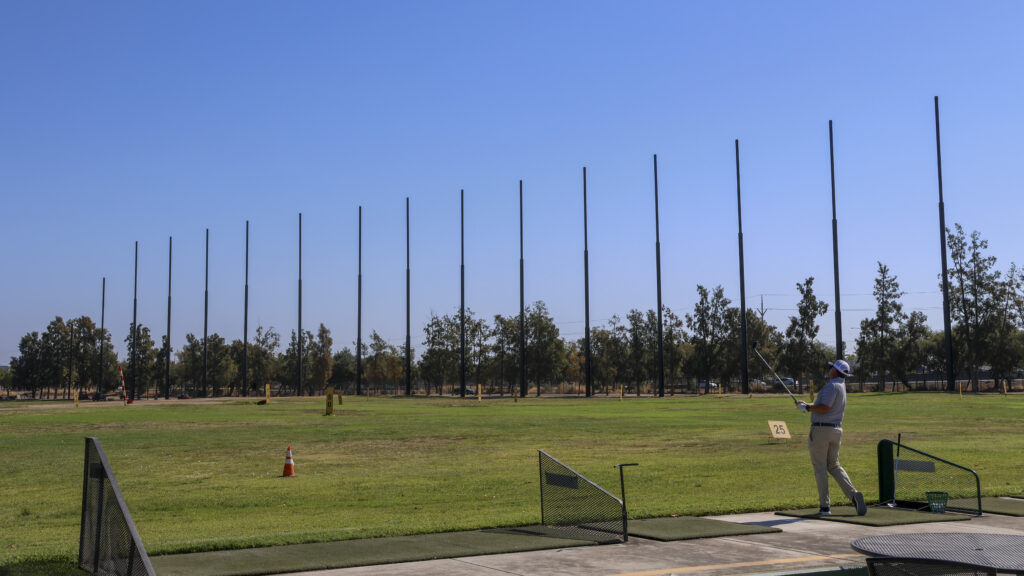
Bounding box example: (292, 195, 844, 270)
(797, 359, 867, 516)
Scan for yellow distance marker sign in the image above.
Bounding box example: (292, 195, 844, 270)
(325, 388, 334, 416)
(768, 420, 791, 439)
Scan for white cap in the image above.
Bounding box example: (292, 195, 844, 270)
(829, 359, 852, 377)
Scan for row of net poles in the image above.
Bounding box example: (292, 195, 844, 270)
(829, 122, 844, 360)
(99, 278, 105, 395)
(460, 189, 467, 397)
(735, 142, 749, 396)
(131, 241, 138, 401)
(203, 229, 209, 397)
(519, 181, 527, 398)
(165, 237, 172, 399)
(356, 208, 362, 395)
(243, 221, 249, 397)
(582, 168, 592, 397)
(406, 198, 412, 396)
(935, 96, 956, 392)
(653, 155, 665, 397)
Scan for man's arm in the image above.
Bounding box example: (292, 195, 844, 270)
(799, 401, 831, 414)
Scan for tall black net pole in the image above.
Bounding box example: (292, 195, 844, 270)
(298, 214, 304, 396)
(653, 155, 665, 397)
(99, 277, 105, 396)
(131, 242, 138, 401)
(356, 208, 362, 396)
(583, 167, 592, 398)
(935, 96, 956, 392)
(243, 221, 249, 397)
(165, 236, 172, 399)
(735, 140, 749, 395)
(519, 180, 527, 398)
(203, 228, 209, 398)
(460, 189, 466, 397)
(406, 198, 412, 396)
(829, 121, 844, 359)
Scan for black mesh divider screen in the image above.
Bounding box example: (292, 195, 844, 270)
(538, 450, 625, 542)
(885, 442, 982, 516)
(866, 557, 995, 576)
(78, 437, 155, 576)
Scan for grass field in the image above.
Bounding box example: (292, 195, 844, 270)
(2, 392, 1022, 573)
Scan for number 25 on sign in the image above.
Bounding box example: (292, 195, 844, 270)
(768, 420, 791, 439)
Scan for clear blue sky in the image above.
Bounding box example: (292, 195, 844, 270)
(3, 1, 1023, 363)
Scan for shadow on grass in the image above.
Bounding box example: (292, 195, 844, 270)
(0, 557, 85, 576)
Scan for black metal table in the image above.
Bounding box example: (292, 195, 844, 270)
(852, 533, 1024, 574)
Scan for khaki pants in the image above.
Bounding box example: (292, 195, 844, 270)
(808, 426, 857, 509)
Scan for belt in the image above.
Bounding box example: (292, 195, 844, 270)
(811, 422, 841, 428)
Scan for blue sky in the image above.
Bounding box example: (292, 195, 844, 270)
(3, 1, 1023, 363)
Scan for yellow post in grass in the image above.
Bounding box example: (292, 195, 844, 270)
(325, 387, 334, 415)
(73, 389, 79, 408)
(265, 383, 271, 404)
(809, 379, 815, 402)
(477, 385, 482, 402)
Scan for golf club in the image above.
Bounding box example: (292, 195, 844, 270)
(751, 341, 799, 405)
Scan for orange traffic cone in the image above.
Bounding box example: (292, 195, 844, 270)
(282, 446, 295, 477)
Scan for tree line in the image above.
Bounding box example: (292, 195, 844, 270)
(8, 224, 1022, 399)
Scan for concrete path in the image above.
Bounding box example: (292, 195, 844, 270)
(284, 511, 1024, 576)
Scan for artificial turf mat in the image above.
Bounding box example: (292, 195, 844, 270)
(149, 528, 600, 576)
(948, 496, 1024, 516)
(775, 506, 971, 526)
(622, 516, 781, 541)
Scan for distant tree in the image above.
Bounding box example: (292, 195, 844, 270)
(124, 323, 159, 398)
(309, 323, 334, 395)
(10, 332, 45, 398)
(205, 333, 235, 397)
(686, 285, 731, 393)
(624, 309, 654, 395)
(661, 306, 690, 393)
(856, 263, 906, 391)
(781, 277, 828, 391)
(890, 311, 933, 389)
(589, 317, 626, 395)
(490, 314, 520, 396)
(946, 224, 1003, 391)
(524, 301, 564, 395)
(366, 331, 402, 395)
(177, 334, 203, 396)
(419, 311, 460, 395)
(329, 347, 356, 392)
(281, 329, 314, 395)
(249, 325, 280, 395)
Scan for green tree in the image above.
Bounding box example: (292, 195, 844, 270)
(329, 347, 356, 393)
(205, 333, 235, 397)
(176, 334, 202, 396)
(10, 332, 45, 398)
(624, 309, 654, 395)
(366, 331, 400, 395)
(781, 277, 828, 391)
(524, 301, 564, 395)
(124, 323, 159, 398)
(308, 323, 334, 395)
(249, 325, 280, 395)
(942, 222, 999, 387)
(855, 263, 906, 391)
(661, 306, 691, 393)
(685, 285, 731, 393)
(281, 329, 314, 395)
(419, 311, 460, 395)
(490, 314, 521, 396)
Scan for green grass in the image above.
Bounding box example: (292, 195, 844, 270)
(2, 392, 1022, 571)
